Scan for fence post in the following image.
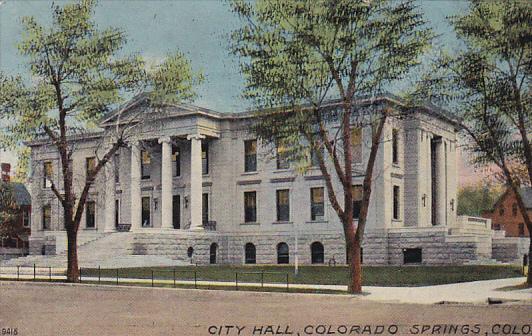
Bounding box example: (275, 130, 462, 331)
(261, 271, 264, 288)
(116, 269, 119, 285)
(49, 267, 52, 282)
(79, 267, 82, 283)
(33, 264, 36, 281)
(98, 266, 101, 284)
(194, 270, 197, 289)
(151, 270, 154, 287)
(173, 268, 176, 288)
(17, 266, 19, 281)
(235, 272, 238, 290)
(286, 273, 289, 292)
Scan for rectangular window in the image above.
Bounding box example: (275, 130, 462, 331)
(310, 145, 323, 167)
(244, 191, 257, 223)
(141, 197, 151, 227)
(244, 140, 257, 172)
(115, 199, 120, 228)
(403, 248, 422, 264)
(86, 157, 96, 178)
(86, 201, 96, 229)
(352, 185, 363, 219)
(518, 223, 525, 237)
(393, 185, 400, 220)
(141, 150, 151, 180)
(22, 208, 30, 228)
(172, 145, 181, 177)
(310, 187, 324, 221)
(392, 129, 399, 164)
(43, 161, 53, 188)
(276, 144, 289, 170)
(351, 127, 362, 163)
(42, 205, 51, 230)
(276, 189, 290, 222)
(512, 203, 518, 217)
(202, 193, 209, 224)
(114, 154, 120, 183)
(202, 142, 209, 175)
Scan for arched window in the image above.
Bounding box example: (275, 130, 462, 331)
(210, 243, 218, 264)
(277, 242, 289, 264)
(311, 242, 324, 264)
(245, 243, 256, 264)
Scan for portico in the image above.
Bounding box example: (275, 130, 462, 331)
(124, 133, 208, 232)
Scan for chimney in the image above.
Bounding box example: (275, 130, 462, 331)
(1, 163, 11, 182)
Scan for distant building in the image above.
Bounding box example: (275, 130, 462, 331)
(1, 163, 11, 182)
(0, 179, 31, 257)
(483, 186, 531, 238)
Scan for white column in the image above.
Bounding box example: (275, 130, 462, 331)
(104, 153, 116, 232)
(435, 139, 446, 226)
(187, 133, 205, 230)
(159, 136, 173, 229)
(130, 141, 142, 231)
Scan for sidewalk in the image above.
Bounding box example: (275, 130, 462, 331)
(0, 269, 530, 305)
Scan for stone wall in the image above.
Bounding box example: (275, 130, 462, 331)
(492, 237, 530, 264)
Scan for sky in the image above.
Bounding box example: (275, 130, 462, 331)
(0, 0, 478, 184)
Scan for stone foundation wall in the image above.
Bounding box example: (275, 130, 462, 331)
(492, 237, 530, 264)
(387, 228, 487, 265)
(29, 236, 56, 256)
(26, 228, 508, 266)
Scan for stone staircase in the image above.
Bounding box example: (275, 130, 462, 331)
(1, 232, 190, 268)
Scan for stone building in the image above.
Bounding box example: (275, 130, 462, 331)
(22, 94, 518, 266)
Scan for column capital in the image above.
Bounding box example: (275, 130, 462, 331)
(158, 136, 172, 144)
(128, 139, 140, 147)
(186, 133, 205, 141)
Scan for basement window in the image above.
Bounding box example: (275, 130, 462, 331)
(403, 248, 422, 264)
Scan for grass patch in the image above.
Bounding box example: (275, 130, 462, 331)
(78, 265, 524, 287)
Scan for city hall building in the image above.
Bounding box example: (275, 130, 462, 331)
(23, 94, 524, 266)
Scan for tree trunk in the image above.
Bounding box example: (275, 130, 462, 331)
(526, 236, 532, 287)
(348, 235, 362, 294)
(64, 203, 79, 283)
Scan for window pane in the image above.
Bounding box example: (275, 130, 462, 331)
(202, 142, 209, 175)
(141, 197, 151, 227)
(244, 140, 257, 172)
(351, 127, 362, 163)
(277, 242, 289, 264)
(392, 129, 399, 164)
(43, 162, 53, 188)
(86, 201, 95, 228)
(114, 154, 120, 183)
(244, 191, 257, 223)
(86, 157, 96, 177)
(393, 185, 400, 220)
(245, 243, 256, 264)
(276, 190, 290, 222)
(352, 185, 363, 219)
(202, 193, 209, 224)
(141, 150, 151, 179)
(311, 187, 324, 221)
(276, 144, 289, 169)
(172, 145, 181, 176)
(42, 205, 51, 230)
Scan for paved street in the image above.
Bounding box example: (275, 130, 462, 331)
(0, 282, 531, 336)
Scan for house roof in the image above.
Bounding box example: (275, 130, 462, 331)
(5, 182, 31, 206)
(518, 186, 532, 209)
(490, 186, 532, 212)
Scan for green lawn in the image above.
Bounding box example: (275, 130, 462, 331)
(80, 265, 524, 287)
